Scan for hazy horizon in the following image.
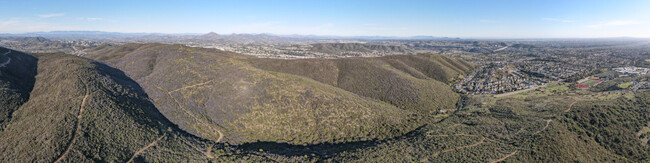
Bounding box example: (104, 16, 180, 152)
(5, 30, 650, 40)
(1, 0, 650, 38)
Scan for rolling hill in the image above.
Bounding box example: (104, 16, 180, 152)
(0, 48, 275, 162)
(309, 43, 414, 56)
(86, 43, 472, 145)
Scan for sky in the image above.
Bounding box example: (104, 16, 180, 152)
(1, 0, 649, 38)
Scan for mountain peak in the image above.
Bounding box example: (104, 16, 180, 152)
(203, 32, 219, 36)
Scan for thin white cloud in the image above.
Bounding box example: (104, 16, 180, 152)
(0, 20, 20, 26)
(542, 18, 575, 23)
(587, 20, 641, 28)
(85, 17, 104, 21)
(38, 13, 65, 18)
(0, 18, 82, 33)
(366, 26, 408, 31)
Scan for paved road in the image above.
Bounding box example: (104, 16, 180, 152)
(493, 46, 509, 52)
(494, 80, 560, 98)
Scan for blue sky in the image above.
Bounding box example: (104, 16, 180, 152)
(1, 0, 649, 38)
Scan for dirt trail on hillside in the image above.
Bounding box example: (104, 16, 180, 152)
(490, 151, 518, 163)
(168, 80, 214, 93)
(564, 101, 577, 112)
(166, 90, 224, 142)
(0, 58, 10, 68)
(205, 144, 214, 158)
(127, 133, 167, 163)
(53, 87, 89, 163)
(534, 119, 552, 135)
(150, 82, 224, 143)
(428, 134, 486, 157)
(0, 50, 11, 68)
(177, 136, 215, 159)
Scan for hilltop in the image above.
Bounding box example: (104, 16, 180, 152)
(0, 48, 277, 162)
(86, 43, 472, 145)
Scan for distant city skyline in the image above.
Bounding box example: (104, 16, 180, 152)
(1, 0, 649, 38)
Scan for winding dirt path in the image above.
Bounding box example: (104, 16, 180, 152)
(205, 144, 214, 158)
(151, 82, 224, 142)
(166, 90, 224, 142)
(564, 101, 577, 112)
(534, 119, 552, 135)
(0, 50, 11, 68)
(486, 96, 573, 162)
(127, 133, 167, 163)
(0, 58, 10, 68)
(490, 151, 518, 163)
(168, 80, 214, 93)
(427, 134, 486, 157)
(53, 87, 89, 163)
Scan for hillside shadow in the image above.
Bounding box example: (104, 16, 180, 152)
(92, 61, 181, 129)
(234, 125, 427, 159)
(91, 60, 220, 146)
(0, 48, 38, 129)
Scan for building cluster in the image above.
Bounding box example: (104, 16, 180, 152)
(454, 63, 546, 95)
(629, 81, 650, 91)
(614, 66, 649, 77)
(517, 61, 589, 80)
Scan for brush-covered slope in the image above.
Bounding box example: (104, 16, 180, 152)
(0, 47, 37, 129)
(248, 53, 472, 114)
(0, 50, 261, 162)
(87, 43, 472, 145)
(330, 92, 650, 162)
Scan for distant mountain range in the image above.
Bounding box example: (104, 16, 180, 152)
(0, 31, 459, 41)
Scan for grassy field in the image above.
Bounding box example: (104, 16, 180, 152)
(581, 80, 600, 86)
(618, 82, 634, 88)
(545, 83, 570, 92)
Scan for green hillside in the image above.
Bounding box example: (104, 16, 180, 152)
(0, 50, 272, 162)
(249, 53, 472, 114)
(329, 92, 649, 162)
(87, 43, 472, 145)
